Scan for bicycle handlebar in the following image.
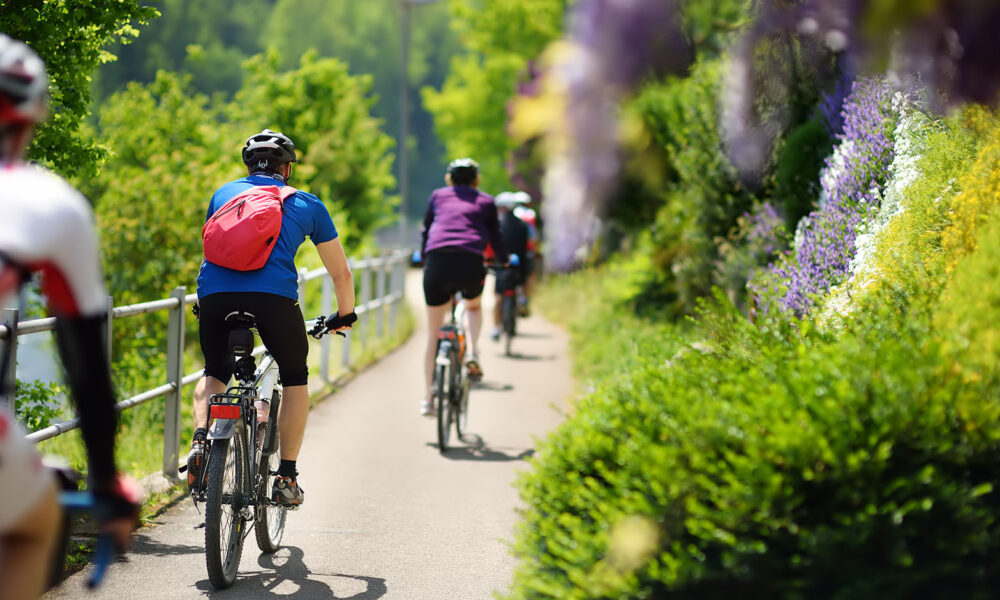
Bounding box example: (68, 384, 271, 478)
(307, 312, 358, 339)
(59, 491, 116, 589)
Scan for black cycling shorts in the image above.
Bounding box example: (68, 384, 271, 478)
(199, 292, 309, 387)
(423, 248, 486, 306)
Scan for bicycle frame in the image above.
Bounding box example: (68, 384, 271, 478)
(204, 353, 278, 485)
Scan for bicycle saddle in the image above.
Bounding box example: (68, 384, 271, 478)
(225, 311, 257, 357)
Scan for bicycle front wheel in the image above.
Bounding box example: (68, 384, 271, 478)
(205, 428, 247, 589)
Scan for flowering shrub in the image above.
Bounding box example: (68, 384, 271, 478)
(820, 92, 935, 322)
(716, 202, 789, 312)
(753, 77, 896, 315)
(940, 109, 1000, 271)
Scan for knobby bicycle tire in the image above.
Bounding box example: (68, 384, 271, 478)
(205, 427, 246, 589)
(255, 391, 286, 553)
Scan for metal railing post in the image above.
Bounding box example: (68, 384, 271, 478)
(105, 295, 114, 369)
(359, 261, 372, 353)
(389, 253, 401, 334)
(1, 308, 18, 412)
(163, 287, 185, 478)
(320, 276, 333, 382)
(375, 256, 387, 339)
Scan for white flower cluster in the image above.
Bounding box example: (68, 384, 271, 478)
(819, 92, 931, 327)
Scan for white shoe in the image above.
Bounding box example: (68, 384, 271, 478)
(421, 398, 436, 417)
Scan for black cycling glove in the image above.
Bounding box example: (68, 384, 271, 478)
(325, 311, 358, 332)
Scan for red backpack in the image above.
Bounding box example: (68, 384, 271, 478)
(202, 185, 298, 271)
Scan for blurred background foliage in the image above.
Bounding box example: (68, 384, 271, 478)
(10, 0, 1000, 595)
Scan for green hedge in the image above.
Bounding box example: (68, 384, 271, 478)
(509, 285, 1000, 599)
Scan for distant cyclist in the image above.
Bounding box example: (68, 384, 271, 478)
(419, 158, 507, 416)
(189, 129, 357, 507)
(490, 192, 530, 341)
(0, 34, 138, 599)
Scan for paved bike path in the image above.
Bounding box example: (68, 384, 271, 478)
(46, 270, 571, 600)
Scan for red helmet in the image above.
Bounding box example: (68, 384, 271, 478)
(0, 34, 47, 127)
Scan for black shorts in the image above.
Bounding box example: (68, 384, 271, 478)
(198, 292, 309, 387)
(423, 249, 486, 306)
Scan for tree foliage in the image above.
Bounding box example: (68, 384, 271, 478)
(235, 50, 399, 250)
(0, 0, 157, 178)
(97, 0, 460, 221)
(422, 0, 569, 193)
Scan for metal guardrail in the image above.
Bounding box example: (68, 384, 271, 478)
(0, 249, 411, 478)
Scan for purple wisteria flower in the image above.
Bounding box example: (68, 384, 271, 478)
(724, 0, 1000, 177)
(539, 0, 691, 271)
(752, 77, 895, 316)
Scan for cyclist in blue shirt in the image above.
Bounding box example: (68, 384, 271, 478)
(190, 130, 357, 506)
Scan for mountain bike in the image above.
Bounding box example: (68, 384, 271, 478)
(194, 311, 337, 589)
(433, 294, 471, 454)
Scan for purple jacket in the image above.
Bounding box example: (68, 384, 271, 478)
(421, 185, 508, 262)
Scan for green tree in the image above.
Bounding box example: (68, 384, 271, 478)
(0, 0, 157, 177)
(422, 0, 568, 193)
(234, 50, 398, 251)
(95, 0, 275, 98)
(267, 0, 461, 220)
(85, 71, 240, 305)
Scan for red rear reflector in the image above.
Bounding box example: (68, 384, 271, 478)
(210, 405, 240, 419)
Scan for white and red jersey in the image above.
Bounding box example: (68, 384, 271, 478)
(0, 161, 104, 531)
(0, 162, 107, 317)
(0, 408, 51, 531)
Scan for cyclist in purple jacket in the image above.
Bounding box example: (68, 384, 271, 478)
(419, 159, 507, 416)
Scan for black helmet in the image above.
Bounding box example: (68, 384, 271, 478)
(446, 157, 478, 185)
(242, 129, 297, 168)
(0, 34, 47, 126)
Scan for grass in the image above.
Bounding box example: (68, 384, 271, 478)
(534, 262, 690, 394)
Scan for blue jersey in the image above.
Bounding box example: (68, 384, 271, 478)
(197, 174, 338, 300)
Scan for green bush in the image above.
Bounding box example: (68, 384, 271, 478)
(628, 59, 757, 315)
(772, 117, 833, 229)
(508, 297, 1000, 599)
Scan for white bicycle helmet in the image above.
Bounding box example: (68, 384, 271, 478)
(0, 34, 47, 126)
(495, 191, 531, 209)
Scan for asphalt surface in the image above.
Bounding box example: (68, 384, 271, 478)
(45, 270, 570, 600)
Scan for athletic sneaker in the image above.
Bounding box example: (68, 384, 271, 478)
(421, 397, 436, 417)
(272, 475, 305, 506)
(186, 439, 207, 493)
(490, 327, 501, 341)
(465, 352, 483, 380)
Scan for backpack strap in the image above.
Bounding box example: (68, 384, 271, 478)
(277, 185, 298, 212)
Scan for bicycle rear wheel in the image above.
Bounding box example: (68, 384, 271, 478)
(435, 357, 452, 453)
(502, 295, 517, 356)
(255, 391, 285, 552)
(205, 427, 246, 589)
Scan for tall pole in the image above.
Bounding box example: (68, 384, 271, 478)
(399, 1, 411, 248)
